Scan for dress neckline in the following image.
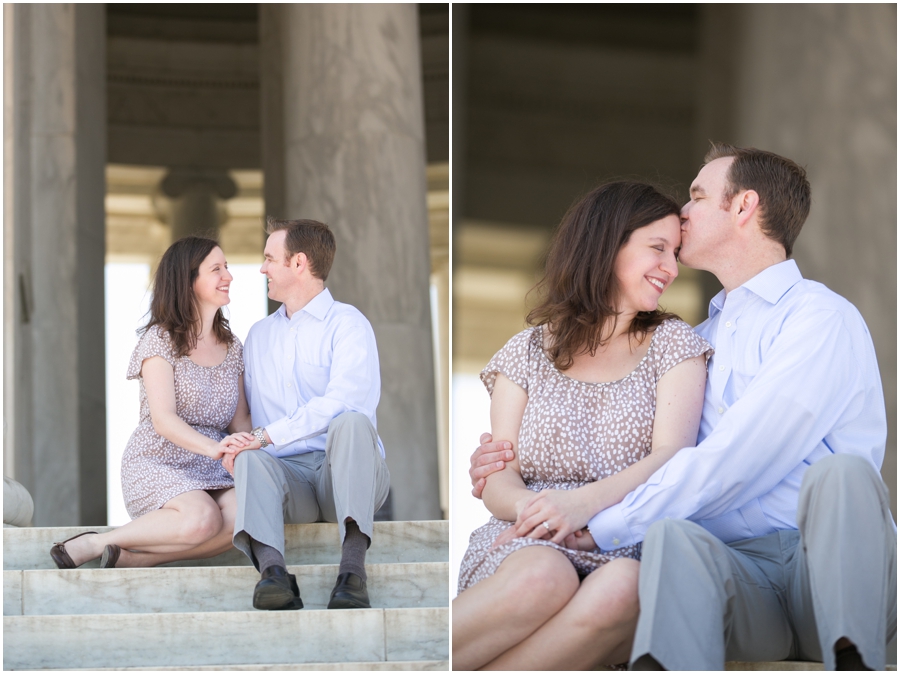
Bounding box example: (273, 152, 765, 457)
(184, 341, 231, 369)
(534, 323, 661, 387)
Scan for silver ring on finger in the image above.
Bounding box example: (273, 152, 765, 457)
(542, 521, 551, 532)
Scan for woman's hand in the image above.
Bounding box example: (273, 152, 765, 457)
(213, 432, 259, 459)
(511, 487, 599, 545)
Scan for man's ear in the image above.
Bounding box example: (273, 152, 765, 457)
(294, 252, 308, 271)
(734, 190, 759, 226)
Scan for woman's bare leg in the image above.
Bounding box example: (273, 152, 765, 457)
(452, 546, 580, 671)
(113, 488, 237, 568)
(61, 489, 233, 566)
(483, 557, 641, 670)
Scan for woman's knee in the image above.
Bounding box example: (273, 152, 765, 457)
(572, 559, 641, 631)
(495, 548, 580, 612)
(178, 500, 224, 544)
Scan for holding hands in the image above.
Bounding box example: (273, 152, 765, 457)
(216, 432, 261, 474)
(471, 432, 599, 553)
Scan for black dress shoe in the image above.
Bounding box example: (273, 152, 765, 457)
(253, 565, 303, 611)
(49, 531, 98, 570)
(327, 572, 370, 609)
(100, 544, 121, 569)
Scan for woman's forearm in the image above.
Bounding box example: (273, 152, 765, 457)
(152, 412, 222, 458)
(577, 445, 679, 514)
(481, 468, 534, 522)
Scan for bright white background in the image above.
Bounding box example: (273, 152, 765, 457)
(451, 372, 493, 597)
(105, 263, 267, 525)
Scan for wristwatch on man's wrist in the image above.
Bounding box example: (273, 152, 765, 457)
(252, 427, 269, 448)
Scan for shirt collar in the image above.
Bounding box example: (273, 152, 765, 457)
(742, 259, 803, 304)
(275, 287, 335, 322)
(707, 259, 803, 318)
(300, 287, 334, 321)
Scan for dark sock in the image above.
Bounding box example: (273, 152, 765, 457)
(836, 645, 871, 671)
(631, 654, 666, 671)
(250, 537, 286, 575)
(339, 520, 369, 581)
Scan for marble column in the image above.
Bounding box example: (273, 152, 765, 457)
(261, 4, 442, 520)
(4, 4, 107, 525)
(721, 5, 896, 517)
(159, 168, 237, 241)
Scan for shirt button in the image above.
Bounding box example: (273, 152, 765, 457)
(612, 538, 620, 546)
(286, 383, 292, 388)
(725, 321, 732, 328)
(717, 407, 724, 414)
(719, 365, 725, 371)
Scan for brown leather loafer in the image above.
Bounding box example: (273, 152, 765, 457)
(49, 531, 98, 570)
(100, 544, 121, 569)
(327, 572, 371, 609)
(252, 566, 303, 611)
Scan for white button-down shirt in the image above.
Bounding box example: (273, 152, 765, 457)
(243, 288, 384, 458)
(588, 260, 887, 549)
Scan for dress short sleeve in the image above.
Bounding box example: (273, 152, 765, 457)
(652, 318, 713, 383)
(127, 326, 178, 380)
(230, 336, 245, 376)
(480, 328, 539, 396)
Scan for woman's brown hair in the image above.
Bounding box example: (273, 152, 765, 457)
(527, 181, 681, 370)
(141, 236, 234, 357)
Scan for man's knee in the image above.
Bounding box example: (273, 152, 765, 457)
(329, 412, 372, 434)
(234, 448, 272, 475)
(804, 453, 879, 488)
(645, 518, 707, 551)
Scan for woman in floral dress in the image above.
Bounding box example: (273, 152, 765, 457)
(453, 182, 712, 670)
(50, 237, 255, 570)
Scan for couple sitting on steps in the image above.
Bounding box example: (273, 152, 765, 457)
(51, 217, 390, 612)
(453, 143, 896, 671)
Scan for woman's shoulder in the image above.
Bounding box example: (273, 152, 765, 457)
(497, 326, 543, 361)
(128, 325, 177, 379)
(649, 317, 713, 376)
(480, 327, 542, 394)
(136, 324, 178, 355)
(653, 317, 700, 341)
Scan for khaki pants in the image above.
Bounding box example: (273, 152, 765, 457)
(632, 453, 897, 671)
(232, 412, 391, 569)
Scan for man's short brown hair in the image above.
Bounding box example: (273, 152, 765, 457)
(705, 142, 811, 257)
(265, 217, 336, 280)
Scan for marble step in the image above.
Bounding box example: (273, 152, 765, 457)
(4, 606, 448, 670)
(4, 520, 448, 570)
(725, 663, 896, 671)
(70, 661, 449, 671)
(4, 562, 448, 615)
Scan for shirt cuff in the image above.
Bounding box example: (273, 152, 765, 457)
(587, 503, 635, 552)
(264, 419, 292, 448)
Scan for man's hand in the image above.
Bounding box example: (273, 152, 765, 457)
(562, 528, 598, 552)
(219, 432, 261, 475)
(469, 433, 516, 499)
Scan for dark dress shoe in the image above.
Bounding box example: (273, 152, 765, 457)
(49, 531, 98, 570)
(252, 565, 303, 611)
(327, 572, 370, 609)
(100, 544, 121, 569)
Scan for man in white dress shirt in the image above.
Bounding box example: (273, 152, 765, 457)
(227, 217, 390, 611)
(469, 144, 895, 670)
